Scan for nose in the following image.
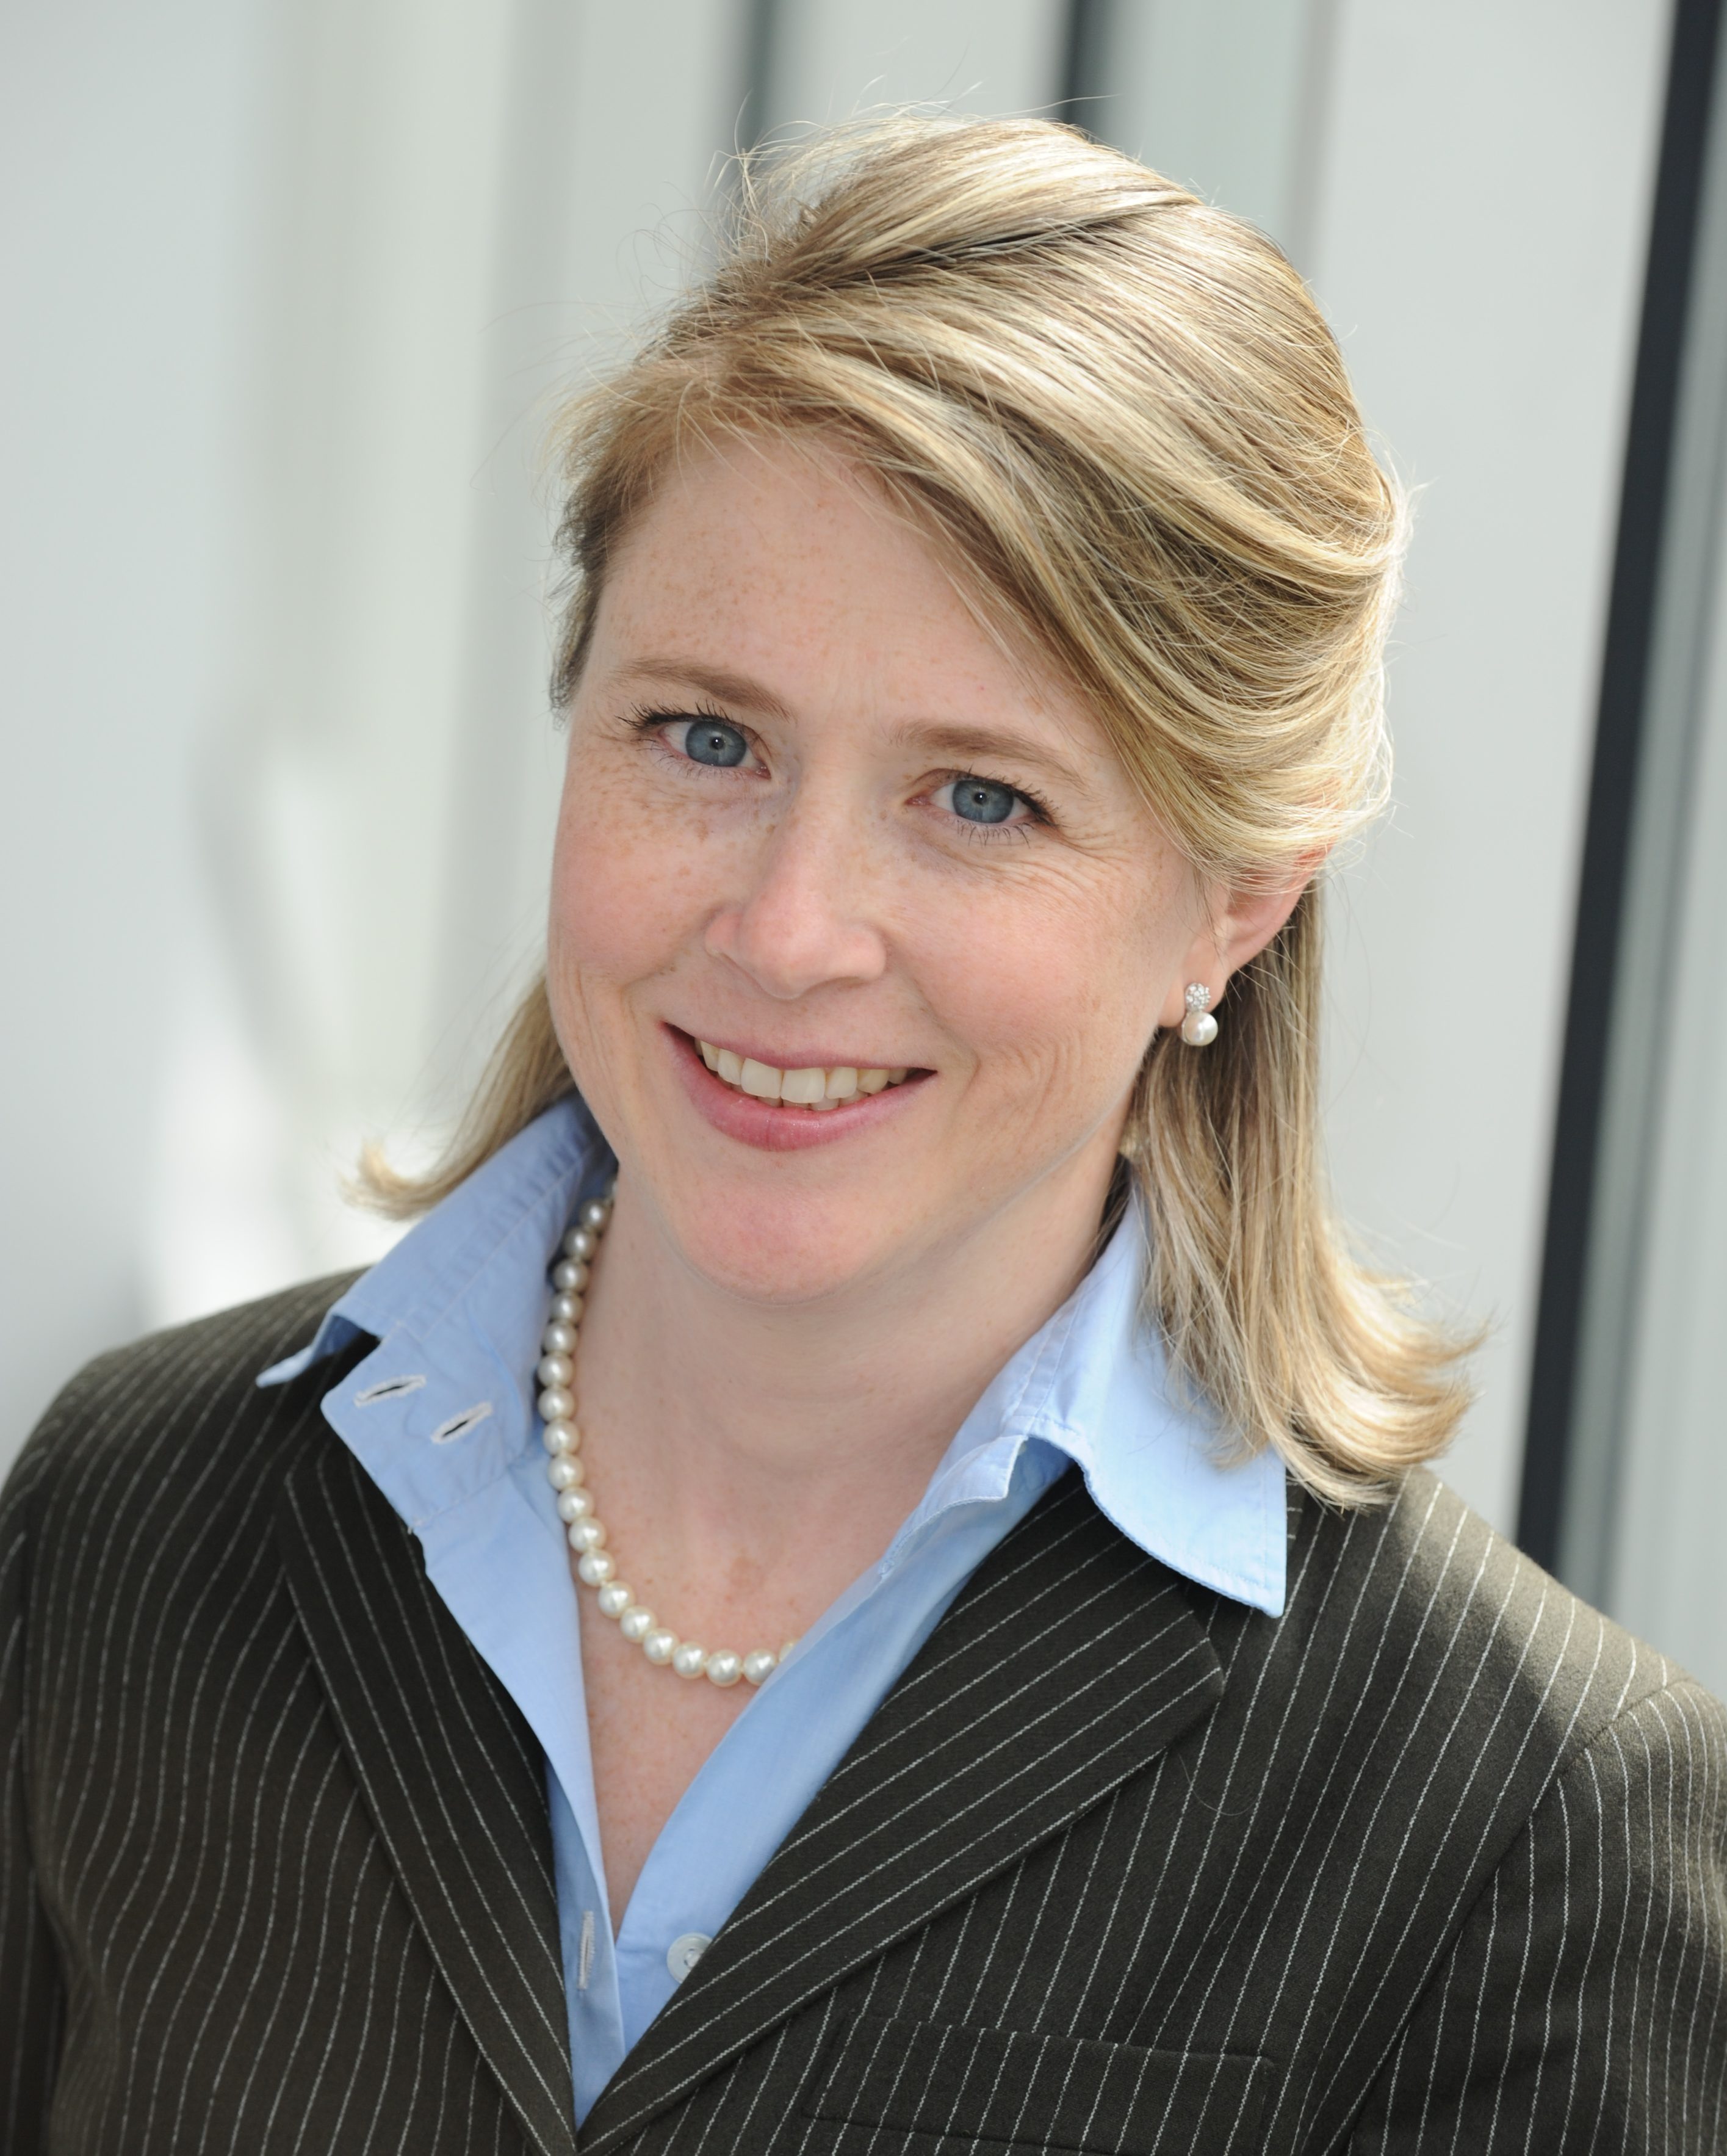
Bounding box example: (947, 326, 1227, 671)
(704, 803, 889, 1000)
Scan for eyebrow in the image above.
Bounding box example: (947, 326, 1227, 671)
(612, 658, 793, 723)
(887, 720, 1091, 793)
(613, 659, 1092, 793)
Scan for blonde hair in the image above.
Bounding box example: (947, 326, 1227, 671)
(370, 115, 1473, 1503)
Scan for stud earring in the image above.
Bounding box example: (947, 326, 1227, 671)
(1180, 983, 1218, 1047)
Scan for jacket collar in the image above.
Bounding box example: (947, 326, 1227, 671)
(273, 1405, 579, 2156)
(578, 1468, 1225, 2154)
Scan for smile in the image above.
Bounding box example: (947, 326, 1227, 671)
(696, 1041, 913, 1111)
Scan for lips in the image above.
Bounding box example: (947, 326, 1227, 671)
(666, 1027, 926, 1152)
(696, 1041, 912, 1112)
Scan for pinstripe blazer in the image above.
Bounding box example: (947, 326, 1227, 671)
(4, 1277, 1725, 2155)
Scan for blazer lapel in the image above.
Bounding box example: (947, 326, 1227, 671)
(580, 1472, 1225, 2154)
(276, 1431, 578, 2156)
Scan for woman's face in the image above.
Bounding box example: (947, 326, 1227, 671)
(549, 439, 1208, 1307)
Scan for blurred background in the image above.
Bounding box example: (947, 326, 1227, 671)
(4, 0, 1724, 1688)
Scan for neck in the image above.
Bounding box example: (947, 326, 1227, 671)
(572, 1143, 1120, 1594)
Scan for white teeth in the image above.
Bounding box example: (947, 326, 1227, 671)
(696, 1042, 914, 1110)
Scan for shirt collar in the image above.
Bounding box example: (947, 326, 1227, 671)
(259, 1098, 1285, 1618)
(907, 1198, 1287, 1614)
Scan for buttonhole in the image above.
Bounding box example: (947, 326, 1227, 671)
(430, 1402, 493, 1444)
(578, 1910, 596, 1991)
(355, 1375, 427, 1405)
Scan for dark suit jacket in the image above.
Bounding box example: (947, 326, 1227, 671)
(3, 1276, 1725, 2154)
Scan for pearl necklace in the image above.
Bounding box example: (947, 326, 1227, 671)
(537, 1192, 790, 1690)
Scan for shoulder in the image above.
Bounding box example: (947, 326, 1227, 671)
(1311, 1483, 1727, 2144)
(1246, 1465, 1718, 1809)
(0, 1277, 377, 1730)
(1, 1274, 364, 1543)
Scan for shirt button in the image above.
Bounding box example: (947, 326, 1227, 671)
(666, 1932, 712, 1983)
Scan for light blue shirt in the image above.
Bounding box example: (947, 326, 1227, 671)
(259, 1098, 1285, 2125)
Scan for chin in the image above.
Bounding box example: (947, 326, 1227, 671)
(653, 1176, 913, 1309)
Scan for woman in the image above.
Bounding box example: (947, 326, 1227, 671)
(4, 117, 1723, 2155)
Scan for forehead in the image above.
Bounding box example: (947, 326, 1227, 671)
(588, 436, 1094, 747)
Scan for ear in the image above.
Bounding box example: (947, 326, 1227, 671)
(1156, 863, 1318, 1032)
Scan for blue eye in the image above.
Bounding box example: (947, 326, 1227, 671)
(949, 776, 1019, 825)
(679, 718, 748, 767)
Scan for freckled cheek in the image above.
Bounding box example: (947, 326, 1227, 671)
(549, 786, 721, 985)
(913, 879, 1170, 1100)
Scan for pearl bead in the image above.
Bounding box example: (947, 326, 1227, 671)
(543, 1192, 781, 1696)
(1180, 1009, 1218, 1047)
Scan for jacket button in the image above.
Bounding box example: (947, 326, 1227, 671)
(666, 1933, 711, 1983)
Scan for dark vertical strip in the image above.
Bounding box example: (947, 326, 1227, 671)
(1518, 0, 1726, 1568)
(737, 0, 782, 152)
(1058, 0, 1113, 133)
(1282, 0, 1344, 275)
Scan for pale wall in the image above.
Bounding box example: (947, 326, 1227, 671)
(0, 0, 1676, 1532)
(1310, 0, 1668, 1531)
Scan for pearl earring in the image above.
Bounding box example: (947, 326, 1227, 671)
(1180, 983, 1218, 1046)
